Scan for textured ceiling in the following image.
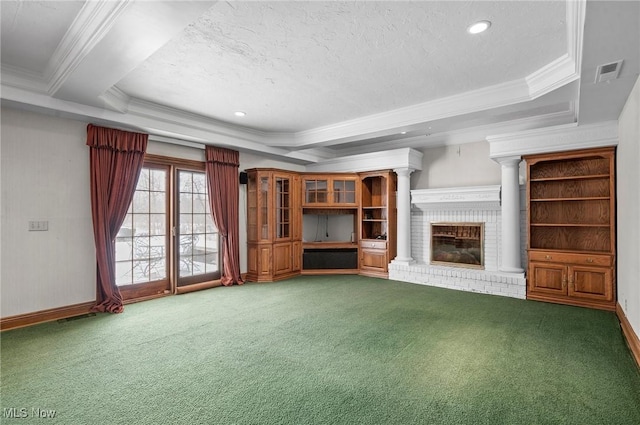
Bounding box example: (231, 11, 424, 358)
(117, 1, 566, 132)
(1, 0, 638, 163)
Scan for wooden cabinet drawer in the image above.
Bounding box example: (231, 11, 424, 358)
(360, 240, 387, 250)
(529, 251, 612, 267)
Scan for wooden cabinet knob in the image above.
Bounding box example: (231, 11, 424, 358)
(545, 255, 552, 260)
(586, 258, 594, 263)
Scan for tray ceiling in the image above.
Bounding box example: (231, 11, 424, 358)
(1, 1, 638, 163)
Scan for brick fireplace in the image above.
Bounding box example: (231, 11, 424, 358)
(389, 185, 526, 299)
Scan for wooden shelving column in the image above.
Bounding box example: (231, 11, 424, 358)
(359, 170, 397, 278)
(524, 147, 616, 310)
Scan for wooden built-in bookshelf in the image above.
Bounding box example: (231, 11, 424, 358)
(525, 147, 616, 310)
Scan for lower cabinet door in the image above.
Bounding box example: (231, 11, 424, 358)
(360, 248, 388, 272)
(529, 262, 566, 295)
(273, 242, 292, 276)
(569, 265, 613, 301)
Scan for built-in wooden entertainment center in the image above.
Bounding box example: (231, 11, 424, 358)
(245, 168, 396, 282)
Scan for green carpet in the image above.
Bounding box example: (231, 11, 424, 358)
(2, 275, 639, 424)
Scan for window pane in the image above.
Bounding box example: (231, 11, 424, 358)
(136, 169, 150, 191)
(116, 261, 133, 286)
(192, 173, 206, 194)
(180, 172, 193, 192)
(193, 214, 206, 234)
(150, 169, 166, 192)
(120, 214, 133, 234)
(193, 194, 206, 213)
(132, 214, 149, 234)
(115, 240, 132, 261)
(179, 214, 192, 234)
(179, 193, 192, 213)
(149, 214, 166, 236)
(132, 191, 149, 213)
(150, 191, 165, 214)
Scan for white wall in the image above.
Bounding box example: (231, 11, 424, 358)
(617, 75, 640, 336)
(1, 108, 96, 317)
(302, 214, 355, 243)
(412, 141, 501, 189)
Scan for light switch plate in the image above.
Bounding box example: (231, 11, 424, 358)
(28, 221, 49, 231)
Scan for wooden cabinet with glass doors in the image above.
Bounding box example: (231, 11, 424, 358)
(246, 169, 301, 282)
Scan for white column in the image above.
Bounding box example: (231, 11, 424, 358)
(392, 168, 414, 265)
(496, 156, 524, 273)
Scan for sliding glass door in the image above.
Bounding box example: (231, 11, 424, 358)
(115, 157, 220, 301)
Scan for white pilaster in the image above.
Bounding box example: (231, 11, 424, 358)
(496, 156, 524, 273)
(392, 168, 414, 265)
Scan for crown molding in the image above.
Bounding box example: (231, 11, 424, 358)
(487, 120, 618, 159)
(526, 54, 579, 99)
(525, 0, 585, 99)
(0, 83, 322, 164)
(566, 0, 586, 74)
(99, 86, 131, 113)
(305, 147, 423, 173)
(333, 105, 576, 157)
(0, 64, 48, 93)
(45, 0, 132, 96)
(288, 78, 531, 148)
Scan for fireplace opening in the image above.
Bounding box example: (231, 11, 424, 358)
(431, 223, 484, 268)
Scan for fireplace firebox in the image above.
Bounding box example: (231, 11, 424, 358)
(431, 223, 484, 268)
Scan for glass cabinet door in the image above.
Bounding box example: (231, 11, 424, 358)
(260, 176, 270, 240)
(247, 173, 258, 242)
(275, 176, 290, 239)
(333, 179, 356, 204)
(304, 179, 328, 204)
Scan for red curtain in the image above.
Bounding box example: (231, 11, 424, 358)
(205, 146, 244, 286)
(87, 124, 148, 313)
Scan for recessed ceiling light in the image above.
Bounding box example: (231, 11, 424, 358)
(467, 20, 491, 34)
(234, 111, 246, 117)
(400, 131, 407, 135)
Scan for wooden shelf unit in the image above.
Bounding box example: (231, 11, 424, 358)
(525, 147, 616, 310)
(245, 168, 397, 281)
(359, 170, 397, 278)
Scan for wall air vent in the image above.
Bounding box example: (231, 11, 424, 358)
(595, 60, 623, 83)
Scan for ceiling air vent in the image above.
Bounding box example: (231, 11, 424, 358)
(595, 60, 623, 83)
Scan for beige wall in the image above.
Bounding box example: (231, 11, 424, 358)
(1, 108, 96, 317)
(411, 141, 502, 190)
(0, 108, 304, 318)
(617, 75, 640, 336)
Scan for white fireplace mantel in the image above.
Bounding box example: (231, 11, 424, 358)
(411, 185, 501, 210)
